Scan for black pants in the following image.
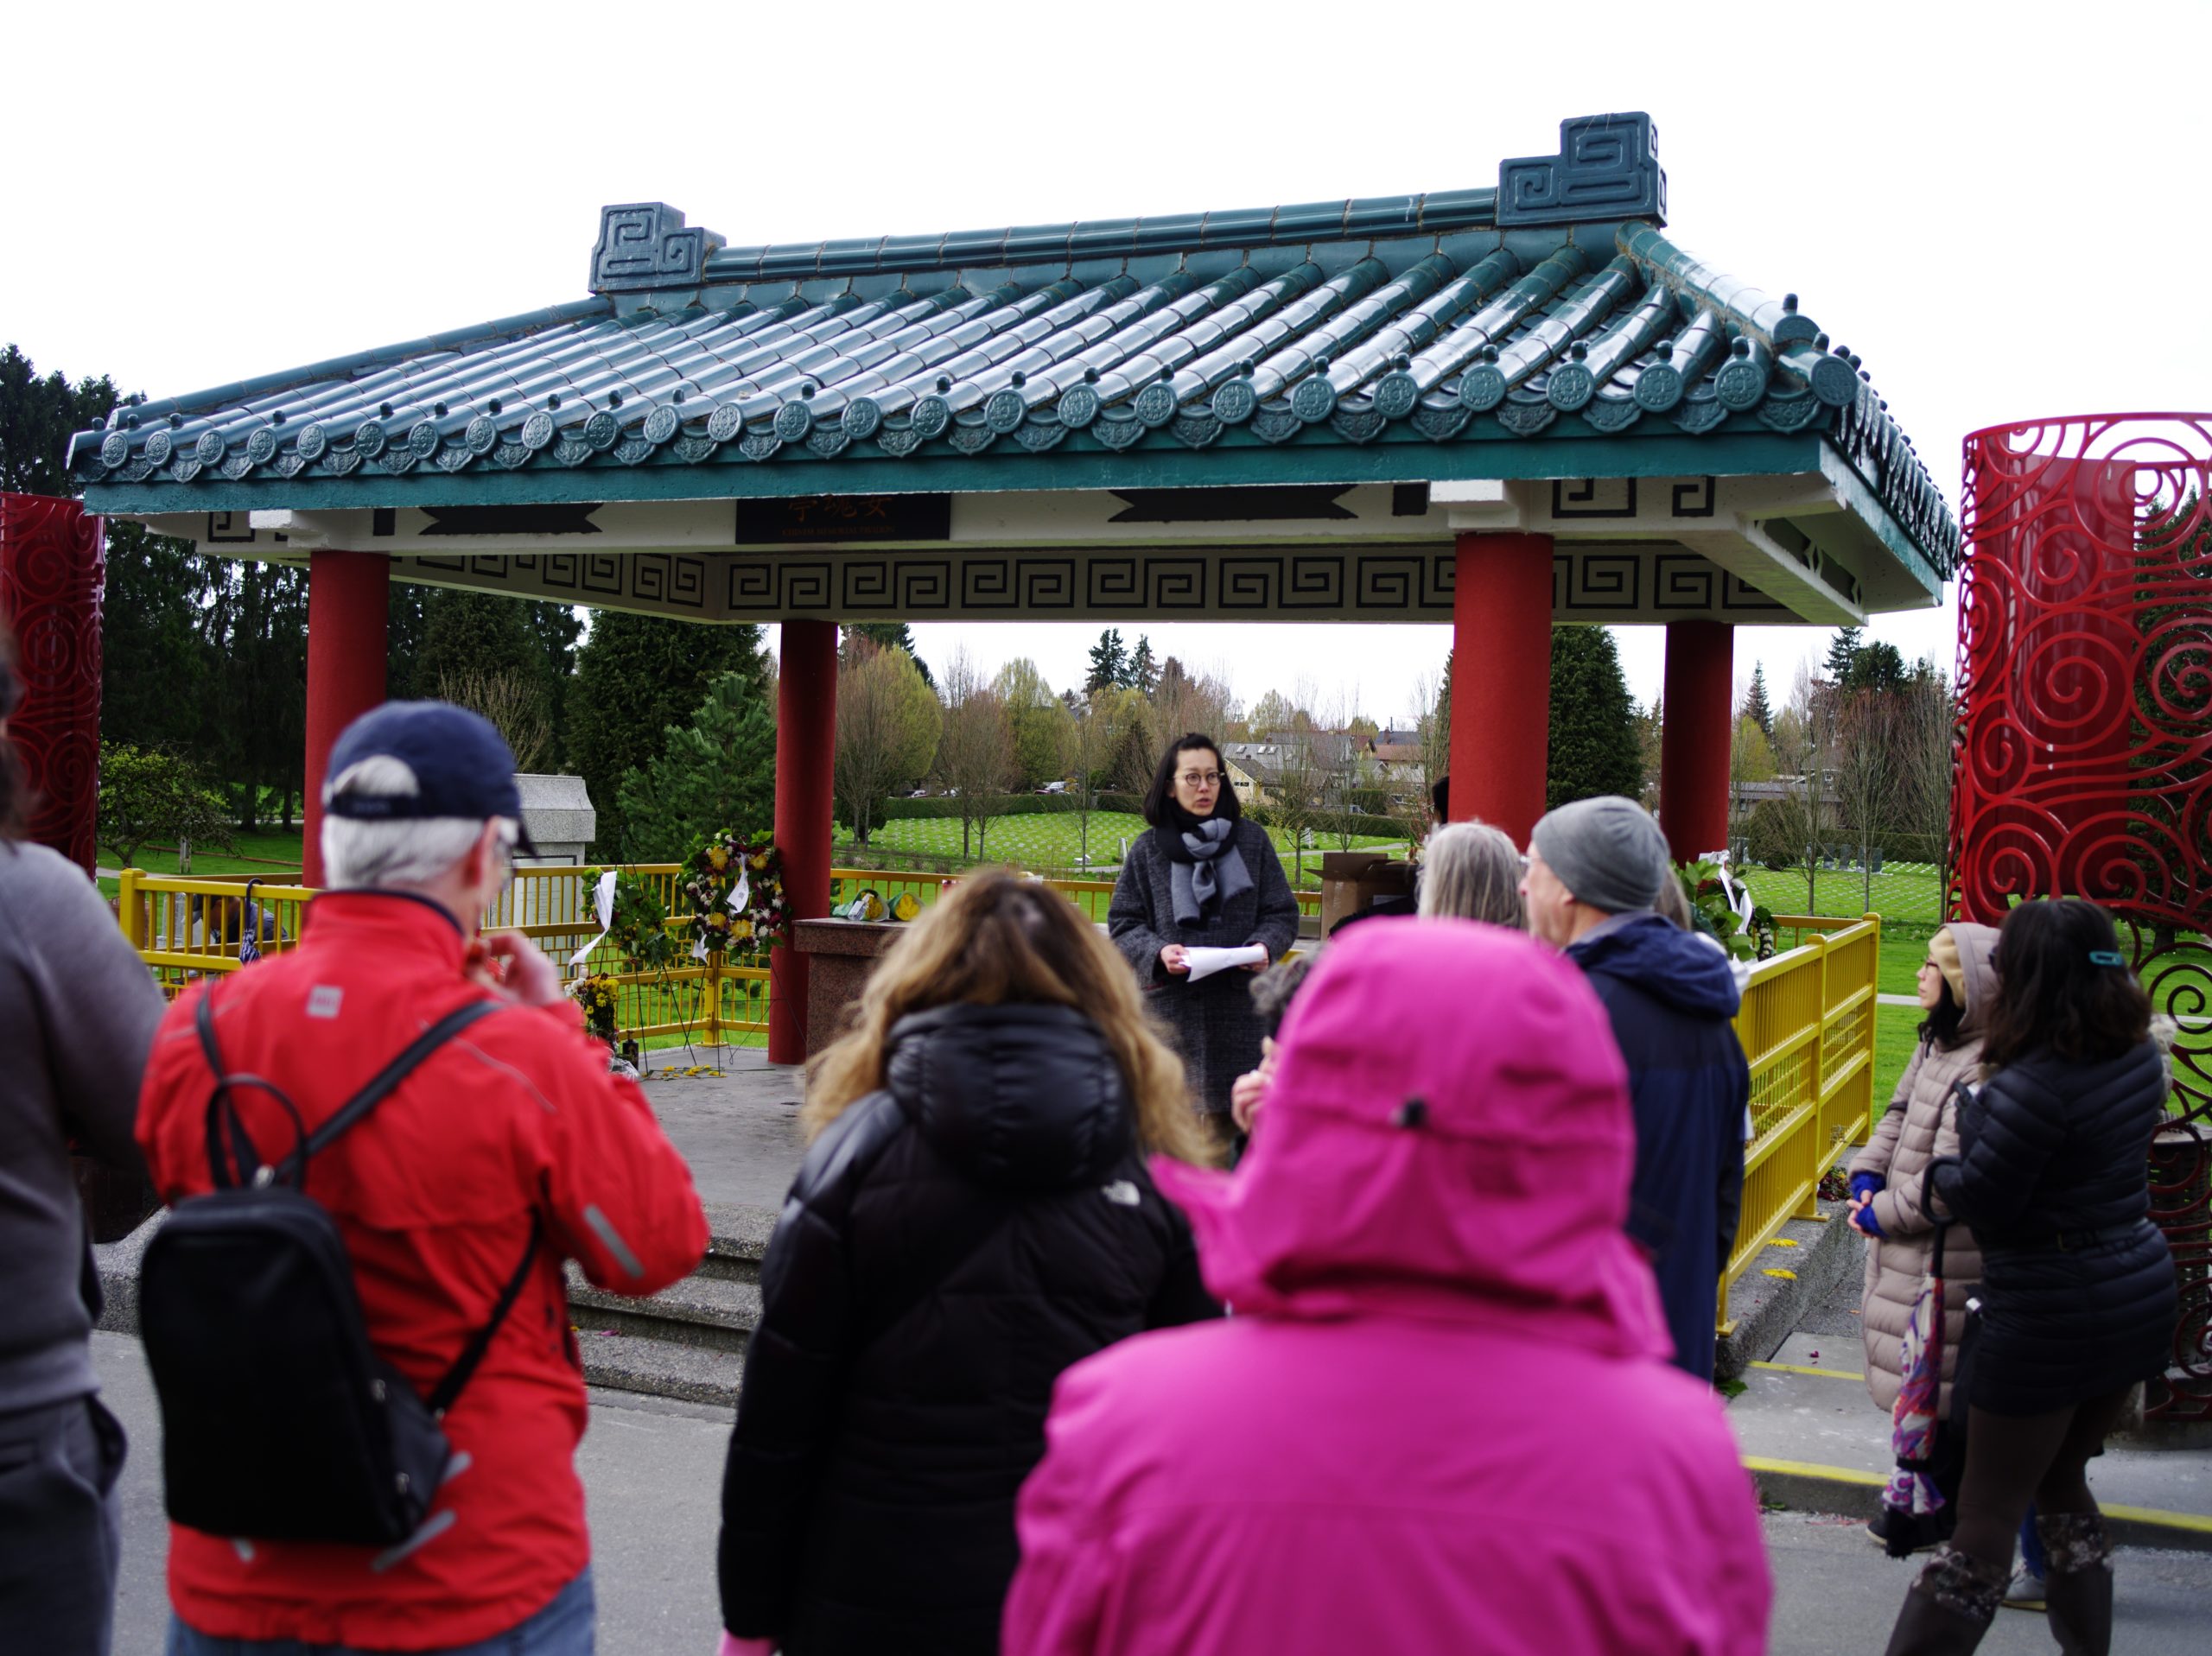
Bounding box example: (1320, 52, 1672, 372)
(0, 1393, 127, 1656)
(1949, 1388, 2133, 1569)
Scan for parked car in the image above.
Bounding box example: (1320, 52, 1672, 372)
(1037, 780, 1069, 795)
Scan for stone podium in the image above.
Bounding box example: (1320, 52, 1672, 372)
(792, 919, 905, 1057)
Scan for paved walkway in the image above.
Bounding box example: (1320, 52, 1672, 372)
(89, 1332, 2212, 1655)
(634, 1050, 807, 1212)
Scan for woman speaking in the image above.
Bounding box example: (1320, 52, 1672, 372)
(1109, 733, 1300, 1130)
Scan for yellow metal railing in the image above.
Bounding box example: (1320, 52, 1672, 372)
(113, 861, 1312, 1044)
(1719, 911, 1881, 1329)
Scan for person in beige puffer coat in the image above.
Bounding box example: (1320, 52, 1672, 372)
(1848, 922, 1999, 1416)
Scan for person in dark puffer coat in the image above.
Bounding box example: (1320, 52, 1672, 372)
(1881, 899, 2178, 1656)
(715, 872, 1219, 1656)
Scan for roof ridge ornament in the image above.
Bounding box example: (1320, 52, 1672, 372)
(591, 202, 725, 295)
(1497, 113, 1666, 228)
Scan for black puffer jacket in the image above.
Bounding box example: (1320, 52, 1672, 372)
(1931, 1040, 2177, 1417)
(717, 1003, 1217, 1655)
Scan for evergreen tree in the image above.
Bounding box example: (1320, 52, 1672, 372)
(0, 344, 114, 494)
(568, 614, 766, 857)
(100, 523, 215, 757)
(1125, 634, 1158, 695)
(1084, 628, 1127, 694)
(1823, 626, 1864, 681)
(614, 671, 777, 861)
(1742, 662, 1774, 738)
(1546, 626, 1643, 809)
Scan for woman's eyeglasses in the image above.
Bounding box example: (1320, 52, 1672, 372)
(1177, 771, 1224, 787)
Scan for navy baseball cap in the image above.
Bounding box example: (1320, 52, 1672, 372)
(323, 701, 537, 853)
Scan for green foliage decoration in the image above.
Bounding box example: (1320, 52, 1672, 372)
(1675, 858, 1777, 961)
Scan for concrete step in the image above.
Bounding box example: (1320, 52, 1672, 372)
(567, 1264, 760, 1354)
(579, 1332, 745, 1412)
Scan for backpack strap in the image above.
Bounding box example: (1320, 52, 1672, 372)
(426, 1209, 544, 1418)
(194, 989, 304, 1190)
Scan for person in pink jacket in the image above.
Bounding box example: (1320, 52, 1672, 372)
(1002, 918, 1771, 1656)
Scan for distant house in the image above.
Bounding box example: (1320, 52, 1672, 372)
(1222, 741, 1282, 806)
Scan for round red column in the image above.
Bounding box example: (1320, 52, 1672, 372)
(1659, 619, 1734, 863)
(1449, 531, 1554, 847)
(302, 549, 390, 886)
(770, 619, 837, 1065)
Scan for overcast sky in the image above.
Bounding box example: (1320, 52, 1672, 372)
(9, 2, 2208, 722)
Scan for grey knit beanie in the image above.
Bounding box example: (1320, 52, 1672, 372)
(1529, 795, 1671, 915)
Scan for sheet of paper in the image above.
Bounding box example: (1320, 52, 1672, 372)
(1183, 943, 1268, 984)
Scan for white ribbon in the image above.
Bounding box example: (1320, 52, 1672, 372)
(570, 870, 618, 974)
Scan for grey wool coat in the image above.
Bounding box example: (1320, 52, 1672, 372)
(1109, 822, 1300, 1116)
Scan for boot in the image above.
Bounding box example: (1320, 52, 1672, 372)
(2036, 1512, 2113, 1656)
(1882, 1545, 2008, 1656)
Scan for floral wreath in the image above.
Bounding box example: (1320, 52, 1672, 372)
(683, 830, 789, 960)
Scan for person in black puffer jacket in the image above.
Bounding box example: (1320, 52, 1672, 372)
(1881, 899, 2178, 1656)
(716, 871, 1220, 1656)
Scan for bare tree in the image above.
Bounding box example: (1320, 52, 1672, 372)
(1832, 688, 1900, 912)
(1316, 692, 1372, 850)
(834, 638, 942, 847)
(1268, 733, 1325, 885)
(1063, 687, 1136, 869)
(1412, 667, 1452, 813)
(1150, 655, 1233, 748)
(1892, 660, 1958, 898)
(437, 667, 552, 771)
(937, 649, 1020, 861)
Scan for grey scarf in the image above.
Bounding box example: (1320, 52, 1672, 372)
(1169, 818, 1253, 923)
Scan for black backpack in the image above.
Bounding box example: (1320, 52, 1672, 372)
(140, 989, 542, 1546)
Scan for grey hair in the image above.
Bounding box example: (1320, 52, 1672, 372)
(1417, 821, 1525, 929)
(321, 754, 516, 891)
(1652, 866, 1693, 930)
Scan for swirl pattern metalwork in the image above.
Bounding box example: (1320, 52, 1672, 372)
(1954, 412, 2212, 1420)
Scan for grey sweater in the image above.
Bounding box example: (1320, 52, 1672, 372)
(0, 841, 165, 1415)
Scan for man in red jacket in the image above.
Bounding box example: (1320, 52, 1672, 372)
(138, 702, 709, 1655)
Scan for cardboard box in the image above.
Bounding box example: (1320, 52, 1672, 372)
(1318, 851, 1417, 936)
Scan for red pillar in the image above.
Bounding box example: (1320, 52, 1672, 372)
(1449, 531, 1554, 847)
(1659, 619, 1734, 863)
(0, 494, 105, 874)
(770, 619, 836, 1064)
(302, 550, 390, 886)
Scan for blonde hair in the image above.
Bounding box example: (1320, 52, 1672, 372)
(1418, 821, 1525, 929)
(802, 870, 1215, 1166)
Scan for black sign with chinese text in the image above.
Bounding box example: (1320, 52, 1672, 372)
(734, 494, 951, 544)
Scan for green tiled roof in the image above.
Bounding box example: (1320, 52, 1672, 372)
(68, 113, 1956, 577)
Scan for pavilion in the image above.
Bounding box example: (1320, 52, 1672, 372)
(68, 111, 1957, 1062)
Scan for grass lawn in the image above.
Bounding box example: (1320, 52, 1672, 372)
(836, 810, 1401, 883)
(100, 829, 307, 879)
(1739, 860, 1946, 930)
(1870, 1003, 1923, 1112)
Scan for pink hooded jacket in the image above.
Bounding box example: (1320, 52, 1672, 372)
(1002, 920, 1770, 1656)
